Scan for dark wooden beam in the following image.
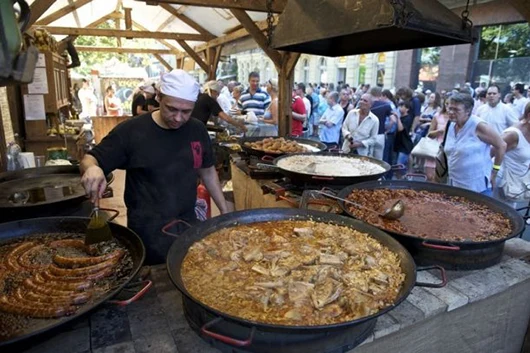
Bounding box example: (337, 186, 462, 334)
(28, 0, 58, 27)
(159, 3, 216, 39)
(177, 40, 209, 73)
(43, 26, 209, 41)
(277, 52, 300, 137)
(57, 12, 119, 53)
(154, 54, 173, 70)
(75, 46, 178, 54)
(206, 46, 222, 80)
(131, 20, 183, 54)
(35, 0, 91, 26)
(230, 9, 282, 68)
(176, 17, 275, 59)
(137, 0, 286, 13)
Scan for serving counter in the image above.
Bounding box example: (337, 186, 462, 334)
(9, 238, 530, 353)
(92, 115, 131, 144)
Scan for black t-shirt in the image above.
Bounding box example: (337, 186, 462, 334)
(88, 113, 214, 222)
(394, 113, 414, 154)
(146, 97, 159, 110)
(371, 100, 393, 134)
(191, 93, 223, 125)
(131, 94, 146, 116)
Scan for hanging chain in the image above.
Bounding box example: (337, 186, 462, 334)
(461, 0, 473, 30)
(266, 0, 275, 47)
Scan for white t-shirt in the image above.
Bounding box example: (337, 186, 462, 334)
(475, 102, 519, 136)
(302, 97, 311, 119)
(513, 96, 529, 116)
(78, 87, 97, 117)
(217, 94, 231, 114)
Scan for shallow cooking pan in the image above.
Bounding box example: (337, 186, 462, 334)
(337, 180, 525, 270)
(0, 216, 148, 348)
(164, 209, 445, 352)
(240, 136, 327, 158)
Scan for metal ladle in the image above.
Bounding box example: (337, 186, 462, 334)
(314, 191, 405, 220)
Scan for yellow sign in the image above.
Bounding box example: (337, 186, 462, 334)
(339, 56, 347, 63)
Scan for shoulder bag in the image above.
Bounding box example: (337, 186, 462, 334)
(434, 121, 451, 184)
(411, 137, 440, 158)
(500, 167, 530, 201)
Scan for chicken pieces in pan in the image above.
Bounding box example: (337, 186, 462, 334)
(181, 221, 406, 326)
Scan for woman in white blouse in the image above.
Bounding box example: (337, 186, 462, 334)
(341, 94, 379, 157)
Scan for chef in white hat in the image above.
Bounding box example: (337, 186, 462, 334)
(80, 69, 228, 264)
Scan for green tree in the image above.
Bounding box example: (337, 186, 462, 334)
(479, 23, 530, 60)
(72, 20, 154, 76)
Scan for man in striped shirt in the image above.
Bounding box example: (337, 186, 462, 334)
(240, 72, 271, 117)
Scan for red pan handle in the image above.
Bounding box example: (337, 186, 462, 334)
(312, 176, 335, 181)
(93, 208, 120, 222)
(261, 155, 275, 162)
(107, 280, 153, 306)
(422, 241, 460, 251)
(415, 266, 447, 288)
(201, 317, 255, 347)
(162, 219, 192, 237)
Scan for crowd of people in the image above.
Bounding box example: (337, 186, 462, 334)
(128, 72, 530, 206)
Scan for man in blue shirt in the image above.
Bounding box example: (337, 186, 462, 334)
(318, 91, 344, 149)
(370, 87, 394, 160)
(240, 72, 271, 116)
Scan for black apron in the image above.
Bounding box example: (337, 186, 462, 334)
(127, 209, 197, 265)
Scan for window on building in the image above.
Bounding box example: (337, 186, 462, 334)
(303, 59, 310, 84)
(473, 22, 530, 90)
(319, 58, 328, 84)
(376, 53, 386, 87)
(358, 55, 366, 85)
(418, 47, 440, 92)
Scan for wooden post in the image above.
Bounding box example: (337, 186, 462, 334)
(277, 52, 300, 137)
(206, 46, 222, 80)
(0, 105, 7, 172)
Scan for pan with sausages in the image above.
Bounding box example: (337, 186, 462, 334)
(0, 217, 146, 347)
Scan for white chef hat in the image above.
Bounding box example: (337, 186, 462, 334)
(160, 69, 200, 102)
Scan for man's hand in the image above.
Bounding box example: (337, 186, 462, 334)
(81, 165, 107, 203)
(238, 122, 248, 133)
(350, 141, 363, 149)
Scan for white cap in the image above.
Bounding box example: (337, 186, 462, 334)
(160, 69, 200, 102)
(203, 80, 221, 92)
(142, 85, 155, 94)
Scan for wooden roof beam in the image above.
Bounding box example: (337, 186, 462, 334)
(57, 12, 119, 52)
(28, 0, 58, 27)
(154, 54, 173, 70)
(159, 3, 215, 39)
(35, 0, 91, 26)
(138, 0, 286, 13)
(177, 40, 209, 73)
(75, 46, 179, 54)
(42, 26, 210, 41)
(230, 9, 281, 67)
(131, 20, 183, 54)
(176, 17, 275, 59)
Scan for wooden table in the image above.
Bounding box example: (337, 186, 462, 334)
(92, 115, 131, 144)
(231, 161, 294, 210)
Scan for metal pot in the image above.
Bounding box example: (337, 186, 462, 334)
(165, 209, 445, 352)
(337, 180, 526, 270)
(0, 216, 149, 348)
